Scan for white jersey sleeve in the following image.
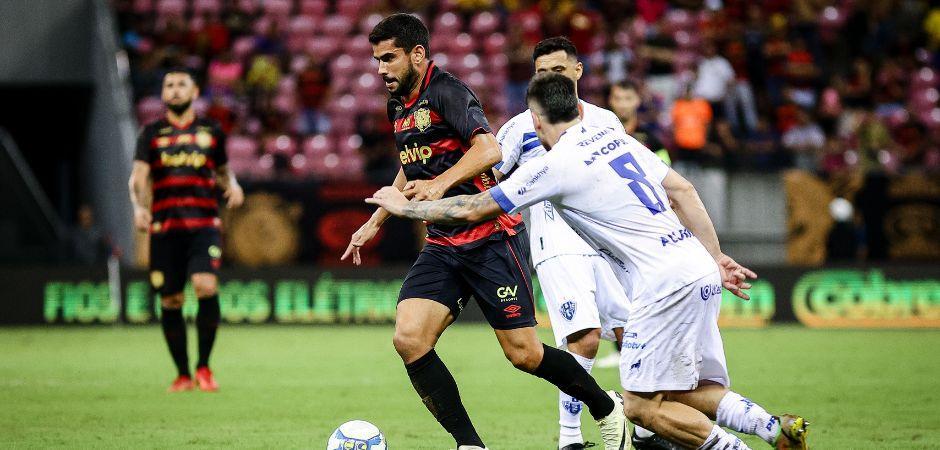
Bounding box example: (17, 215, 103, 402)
(490, 156, 562, 215)
(494, 112, 541, 176)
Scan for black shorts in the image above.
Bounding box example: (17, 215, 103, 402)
(398, 231, 536, 330)
(149, 228, 222, 296)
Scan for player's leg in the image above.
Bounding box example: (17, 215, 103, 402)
(619, 273, 750, 449)
(663, 283, 808, 449)
(150, 233, 191, 391)
(536, 255, 605, 449)
(188, 230, 224, 391)
(464, 235, 625, 449)
(396, 246, 484, 448)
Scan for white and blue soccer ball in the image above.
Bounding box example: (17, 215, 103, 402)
(326, 420, 387, 450)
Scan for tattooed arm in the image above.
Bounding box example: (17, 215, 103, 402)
(365, 186, 503, 225)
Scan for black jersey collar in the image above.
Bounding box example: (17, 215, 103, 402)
(403, 61, 436, 108)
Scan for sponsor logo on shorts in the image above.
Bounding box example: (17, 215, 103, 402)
(622, 340, 646, 350)
(560, 300, 576, 321)
(700, 284, 722, 301)
(628, 358, 642, 374)
(150, 271, 164, 288)
(503, 304, 522, 319)
(497, 285, 518, 302)
(562, 398, 582, 415)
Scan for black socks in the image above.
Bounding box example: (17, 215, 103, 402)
(405, 350, 485, 448)
(160, 307, 189, 377)
(196, 295, 220, 368)
(531, 344, 615, 420)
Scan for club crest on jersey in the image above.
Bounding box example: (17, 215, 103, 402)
(414, 108, 432, 132)
(560, 301, 576, 320)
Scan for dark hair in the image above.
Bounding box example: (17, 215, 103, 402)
(532, 36, 578, 62)
(605, 79, 639, 99)
(526, 72, 579, 124)
(369, 13, 430, 54)
(164, 67, 198, 85)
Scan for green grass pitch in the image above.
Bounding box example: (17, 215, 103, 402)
(1, 325, 939, 449)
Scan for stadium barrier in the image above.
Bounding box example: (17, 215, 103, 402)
(2, 265, 938, 329)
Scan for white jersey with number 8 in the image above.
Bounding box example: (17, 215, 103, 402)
(490, 123, 717, 306)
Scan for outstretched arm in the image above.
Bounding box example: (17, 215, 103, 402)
(403, 133, 502, 200)
(366, 186, 503, 225)
(662, 168, 757, 299)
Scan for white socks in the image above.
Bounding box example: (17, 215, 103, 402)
(716, 391, 780, 445)
(558, 351, 594, 448)
(699, 424, 752, 449)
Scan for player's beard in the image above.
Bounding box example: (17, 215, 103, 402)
(166, 100, 192, 115)
(390, 65, 420, 98)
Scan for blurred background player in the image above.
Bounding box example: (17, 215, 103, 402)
(606, 80, 671, 166)
(128, 68, 244, 392)
(495, 36, 663, 450)
(342, 15, 627, 450)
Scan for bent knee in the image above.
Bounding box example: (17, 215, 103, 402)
(566, 328, 601, 357)
(191, 275, 218, 298)
(504, 346, 542, 372)
(621, 391, 662, 426)
(160, 293, 185, 309)
(392, 331, 433, 361)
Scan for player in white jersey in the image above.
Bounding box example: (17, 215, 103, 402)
(494, 37, 639, 450)
(366, 73, 810, 450)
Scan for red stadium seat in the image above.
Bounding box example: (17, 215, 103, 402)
(273, 93, 298, 115)
(227, 135, 259, 159)
(299, 0, 329, 16)
(322, 15, 354, 37)
(232, 36, 256, 60)
(433, 12, 463, 34)
(352, 73, 383, 96)
(449, 33, 475, 56)
(303, 135, 333, 157)
(155, 0, 186, 16)
(347, 34, 373, 57)
(336, 0, 368, 19)
(192, 0, 222, 16)
(912, 67, 938, 89)
(253, 154, 276, 179)
(262, 0, 292, 17)
(329, 54, 357, 79)
(337, 134, 363, 156)
(289, 16, 320, 36)
(359, 13, 384, 34)
(236, 0, 258, 14)
(306, 36, 340, 60)
(469, 11, 499, 36)
(263, 135, 298, 156)
(132, 0, 154, 14)
(482, 33, 505, 55)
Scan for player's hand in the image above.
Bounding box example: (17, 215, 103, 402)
(133, 206, 151, 233)
(341, 221, 381, 266)
(403, 179, 447, 201)
(224, 183, 245, 208)
(365, 186, 410, 216)
(716, 253, 757, 300)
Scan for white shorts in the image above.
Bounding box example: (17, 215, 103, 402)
(537, 254, 631, 347)
(619, 271, 730, 392)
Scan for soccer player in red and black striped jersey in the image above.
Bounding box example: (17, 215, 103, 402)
(341, 15, 625, 450)
(129, 68, 243, 393)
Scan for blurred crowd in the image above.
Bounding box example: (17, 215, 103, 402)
(114, 0, 940, 183)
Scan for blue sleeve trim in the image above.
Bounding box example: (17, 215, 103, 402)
(493, 161, 504, 171)
(521, 139, 541, 153)
(489, 186, 517, 213)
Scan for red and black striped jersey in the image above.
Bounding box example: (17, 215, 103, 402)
(388, 62, 523, 249)
(134, 117, 227, 233)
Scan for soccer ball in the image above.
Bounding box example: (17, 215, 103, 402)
(326, 420, 387, 450)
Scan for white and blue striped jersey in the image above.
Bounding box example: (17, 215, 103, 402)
(490, 123, 717, 307)
(494, 100, 623, 265)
